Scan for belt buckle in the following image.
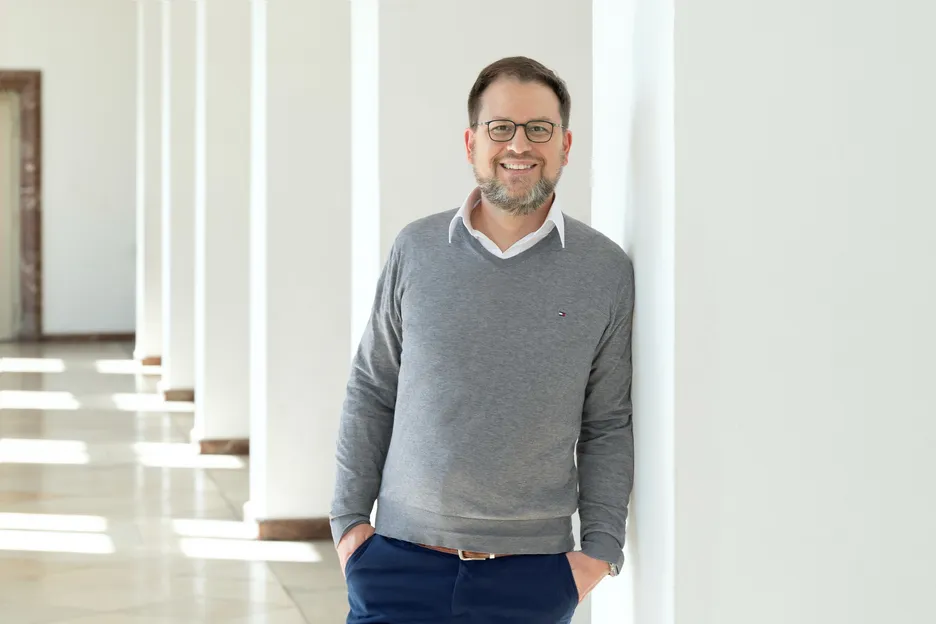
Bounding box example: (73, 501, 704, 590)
(458, 549, 495, 561)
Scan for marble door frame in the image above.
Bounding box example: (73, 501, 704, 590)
(0, 71, 41, 340)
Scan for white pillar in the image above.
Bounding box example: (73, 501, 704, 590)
(248, 0, 352, 526)
(135, 0, 163, 362)
(192, 0, 251, 446)
(160, 0, 196, 398)
(591, 0, 675, 623)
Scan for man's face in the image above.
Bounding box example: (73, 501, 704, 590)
(465, 78, 572, 216)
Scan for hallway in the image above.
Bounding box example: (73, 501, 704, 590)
(0, 342, 347, 623)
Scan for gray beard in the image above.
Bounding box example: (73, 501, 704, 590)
(474, 166, 562, 217)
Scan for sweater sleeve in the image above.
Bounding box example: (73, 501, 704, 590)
(577, 261, 635, 569)
(329, 242, 404, 546)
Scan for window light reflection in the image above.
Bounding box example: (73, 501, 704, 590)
(132, 442, 245, 469)
(95, 359, 162, 375)
(0, 438, 90, 465)
(0, 390, 80, 410)
(0, 512, 108, 533)
(179, 537, 322, 563)
(0, 529, 115, 554)
(172, 518, 258, 540)
(111, 393, 194, 413)
(0, 357, 66, 373)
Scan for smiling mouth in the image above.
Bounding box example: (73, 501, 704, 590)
(499, 163, 537, 171)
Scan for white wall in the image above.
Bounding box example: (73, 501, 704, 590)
(0, 0, 136, 334)
(675, 1, 936, 623)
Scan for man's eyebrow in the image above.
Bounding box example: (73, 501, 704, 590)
(487, 116, 560, 124)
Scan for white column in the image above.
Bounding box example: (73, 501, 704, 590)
(160, 0, 196, 398)
(193, 0, 251, 445)
(248, 0, 352, 524)
(135, 0, 163, 362)
(591, 0, 674, 623)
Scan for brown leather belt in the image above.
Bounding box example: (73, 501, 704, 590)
(418, 544, 516, 560)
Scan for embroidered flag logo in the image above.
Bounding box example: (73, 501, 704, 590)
(558, 311, 567, 317)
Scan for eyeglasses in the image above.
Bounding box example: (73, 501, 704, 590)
(473, 119, 563, 143)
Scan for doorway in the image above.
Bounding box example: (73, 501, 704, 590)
(1, 91, 21, 340)
(0, 71, 41, 342)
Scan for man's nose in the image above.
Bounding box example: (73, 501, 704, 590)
(507, 127, 532, 153)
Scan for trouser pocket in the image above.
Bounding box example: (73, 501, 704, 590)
(344, 534, 376, 577)
(558, 553, 580, 608)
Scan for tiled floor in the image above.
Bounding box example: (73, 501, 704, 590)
(0, 341, 349, 623)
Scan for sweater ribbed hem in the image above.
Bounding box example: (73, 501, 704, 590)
(374, 497, 576, 555)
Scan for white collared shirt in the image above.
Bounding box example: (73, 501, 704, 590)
(447, 187, 566, 259)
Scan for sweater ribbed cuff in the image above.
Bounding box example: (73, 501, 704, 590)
(329, 513, 370, 548)
(580, 531, 625, 570)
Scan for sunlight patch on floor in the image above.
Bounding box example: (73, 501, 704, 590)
(133, 442, 246, 469)
(0, 529, 116, 554)
(0, 438, 90, 464)
(111, 393, 194, 413)
(0, 512, 109, 533)
(172, 518, 259, 540)
(0, 357, 66, 373)
(0, 390, 80, 410)
(179, 537, 323, 563)
(95, 359, 162, 375)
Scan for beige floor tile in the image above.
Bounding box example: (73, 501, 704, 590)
(36, 553, 280, 582)
(0, 342, 331, 623)
(225, 608, 312, 624)
(289, 589, 350, 624)
(0, 579, 169, 613)
(122, 596, 286, 620)
(0, 601, 101, 624)
(0, 492, 236, 521)
(0, 341, 129, 357)
(51, 615, 188, 624)
(0, 557, 96, 582)
(266, 558, 347, 592)
(0, 566, 297, 612)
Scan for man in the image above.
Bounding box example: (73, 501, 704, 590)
(330, 56, 634, 623)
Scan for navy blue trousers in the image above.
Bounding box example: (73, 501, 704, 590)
(345, 534, 578, 624)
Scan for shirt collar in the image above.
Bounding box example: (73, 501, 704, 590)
(447, 187, 566, 248)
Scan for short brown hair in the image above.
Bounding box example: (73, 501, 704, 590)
(467, 56, 571, 128)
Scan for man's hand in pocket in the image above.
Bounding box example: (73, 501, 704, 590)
(565, 551, 611, 603)
(338, 523, 376, 577)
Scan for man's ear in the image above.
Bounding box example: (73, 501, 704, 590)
(465, 128, 475, 163)
(562, 129, 573, 166)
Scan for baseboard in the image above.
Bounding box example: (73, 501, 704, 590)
(140, 355, 162, 366)
(199, 438, 249, 456)
(257, 517, 332, 541)
(37, 333, 135, 343)
(241, 501, 331, 542)
(162, 388, 195, 402)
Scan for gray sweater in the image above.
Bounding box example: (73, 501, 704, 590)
(329, 209, 635, 568)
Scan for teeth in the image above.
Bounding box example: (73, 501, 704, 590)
(503, 163, 534, 170)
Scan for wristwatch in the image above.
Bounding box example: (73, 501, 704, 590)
(608, 562, 620, 577)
